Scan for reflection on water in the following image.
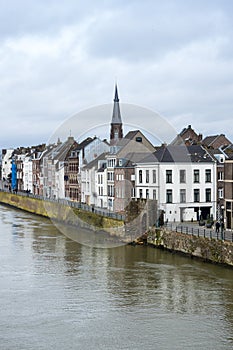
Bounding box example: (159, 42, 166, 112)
(0, 205, 233, 350)
(55, 221, 126, 248)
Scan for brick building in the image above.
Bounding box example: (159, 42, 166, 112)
(224, 155, 233, 229)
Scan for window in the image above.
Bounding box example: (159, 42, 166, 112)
(194, 170, 199, 183)
(218, 188, 223, 199)
(139, 189, 143, 198)
(139, 170, 142, 183)
(166, 170, 172, 183)
(107, 185, 114, 197)
(131, 187, 135, 198)
(146, 170, 149, 183)
(153, 189, 156, 200)
(153, 170, 156, 183)
(136, 137, 142, 142)
(166, 189, 173, 203)
(194, 189, 200, 202)
(107, 159, 116, 168)
(205, 188, 211, 202)
(205, 169, 211, 183)
(180, 189, 186, 203)
(180, 170, 186, 183)
(218, 171, 223, 181)
(107, 172, 114, 181)
(146, 189, 149, 199)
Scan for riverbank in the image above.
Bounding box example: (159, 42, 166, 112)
(1, 190, 233, 266)
(0, 191, 124, 238)
(147, 227, 233, 267)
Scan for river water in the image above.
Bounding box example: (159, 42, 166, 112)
(0, 204, 233, 350)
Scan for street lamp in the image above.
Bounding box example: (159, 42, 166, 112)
(220, 205, 224, 222)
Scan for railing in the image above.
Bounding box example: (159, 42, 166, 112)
(164, 222, 233, 243)
(0, 189, 125, 221)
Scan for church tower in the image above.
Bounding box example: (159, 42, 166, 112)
(110, 84, 123, 145)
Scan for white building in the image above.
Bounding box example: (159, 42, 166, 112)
(77, 137, 109, 172)
(96, 163, 108, 208)
(42, 137, 75, 199)
(23, 155, 33, 192)
(55, 161, 65, 199)
(1, 149, 14, 184)
(81, 154, 107, 206)
(135, 145, 217, 222)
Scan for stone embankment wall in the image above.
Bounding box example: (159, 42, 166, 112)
(148, 227, 233, 267)
(0, 192, 124, 237)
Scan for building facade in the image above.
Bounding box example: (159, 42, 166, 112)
(224, 156, 233, 229)
(135, 145, 217, 222)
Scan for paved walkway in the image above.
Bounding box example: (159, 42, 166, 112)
(165, 221, 233, 243)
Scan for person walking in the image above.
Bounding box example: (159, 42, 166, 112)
(215, 221, 220, 233)
(220, 221, 224, 240)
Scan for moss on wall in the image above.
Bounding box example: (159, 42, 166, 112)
(0, 192, 124, 235)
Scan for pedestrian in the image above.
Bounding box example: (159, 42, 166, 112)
(220, 222, 224, 239)
(221, 221, 224, 231)
(215, 221, 220, 233)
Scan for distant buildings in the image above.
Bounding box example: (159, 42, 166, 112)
(224, 154, 233, 229)
(1, 85, 233, 226)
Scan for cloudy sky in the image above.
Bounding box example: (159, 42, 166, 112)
(1, 0, 233, 149)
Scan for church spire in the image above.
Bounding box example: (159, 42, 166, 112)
(110, 84, 123, 144)
(112, 84, 122, 124)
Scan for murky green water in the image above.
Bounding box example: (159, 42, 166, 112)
(0, 205, 233, 350)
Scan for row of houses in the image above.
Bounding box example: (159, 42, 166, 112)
(1, 136, 109, 199)
(1, 85, 233, 228)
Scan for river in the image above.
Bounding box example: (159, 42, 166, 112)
(0, 204, 233, 350)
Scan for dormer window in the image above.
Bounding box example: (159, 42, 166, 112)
(136, 137, 142, 142)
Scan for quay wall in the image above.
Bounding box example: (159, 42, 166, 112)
(0, 191, 124, 237)
(148, 227, 233, 267)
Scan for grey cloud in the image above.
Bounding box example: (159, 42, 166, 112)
(84, 1, 233, 62)
(0, 0, 124, 40)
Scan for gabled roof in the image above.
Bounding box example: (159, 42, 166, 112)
(170, 125, 202, 146)
(202, 134, 231, 148)
(137, 145, 215, 164)
(45, 137, 76, 163)
(121, 151, 154, 164)
(83, 152, 107, 170)
(108, 129, 155, 156)
(156, 145, 214, 163)
(75, 137, 94, 151)
(136, 152, 158, 164)
(202, 135, 219, 147)
(224, 144, 233, 154)
(124, 130, 140, 140)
